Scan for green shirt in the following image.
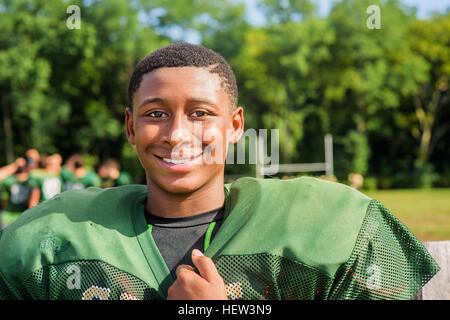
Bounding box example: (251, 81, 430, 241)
(0, 175, 39, 214)
(32, 172, 63, 202)
(0, 177, 440, 300)
(100, 171, 133, 188)
(62, 170, 101, 191)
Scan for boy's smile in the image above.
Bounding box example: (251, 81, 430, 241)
(126, 66, 243, 197)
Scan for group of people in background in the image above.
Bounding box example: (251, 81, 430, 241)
(0, 149, 132, 229)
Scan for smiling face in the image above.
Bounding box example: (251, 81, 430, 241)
(126, 66, 244, 195)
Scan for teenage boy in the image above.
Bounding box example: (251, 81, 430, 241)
(0, 43, 439, 300)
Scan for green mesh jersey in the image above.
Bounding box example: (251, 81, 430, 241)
(0, 177, 439, 300)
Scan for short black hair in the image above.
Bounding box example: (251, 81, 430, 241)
(128, 42, 238, 111)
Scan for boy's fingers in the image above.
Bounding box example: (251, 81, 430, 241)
(191, 249, 221, 283)
(175, 264, 195, 278)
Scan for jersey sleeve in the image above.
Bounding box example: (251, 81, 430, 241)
(0, 229, 23, 300)
(0, 271, 23, 300)
(328, 199, 440, 300)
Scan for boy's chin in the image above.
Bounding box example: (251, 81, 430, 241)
(148, 175, 212, 195)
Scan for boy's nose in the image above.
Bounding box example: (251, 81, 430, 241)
(165, 120, 203, 160)
(164, 117, 203, 147)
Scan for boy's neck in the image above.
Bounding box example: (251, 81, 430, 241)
(145, 175, 225, 218)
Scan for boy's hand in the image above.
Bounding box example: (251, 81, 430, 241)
(167, 249, 228, 300)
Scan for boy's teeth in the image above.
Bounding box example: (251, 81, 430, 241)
(163, 158, 191, 165)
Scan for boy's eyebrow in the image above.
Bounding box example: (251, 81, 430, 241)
(136, 97, 220, 110)
(188, 98, 220, 109)
(136, 97, 164, 110)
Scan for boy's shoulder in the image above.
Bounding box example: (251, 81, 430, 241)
(220, 177, 439, 300)
(222, 176, 374, 272)
(0, 185, 147, 273)
(227, 176, 372, 212)
(3, 184, 147, 224)
(226, 176, 373, 228)
(229, 174, 367, 191)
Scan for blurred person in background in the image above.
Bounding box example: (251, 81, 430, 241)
(348, 173, 364, 190)
(61, 154, 101, 191)
(61, 153, 77, 183)
(97, 158, 132, 188)
(0, 157, 27, 228)
(0, 157, 27, 182)
(25, 149, 41, 172)
(34, 154, 64, 201)
(0, 164, 40, 229)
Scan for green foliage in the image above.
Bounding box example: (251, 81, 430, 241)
(334, 130, 371, 180)
(362, 176, 378, 191)
(413, 161, 440, 189)
(0, 0, 448, 188)
(0, 0, 167, 163)
(231, 17, 335, 163)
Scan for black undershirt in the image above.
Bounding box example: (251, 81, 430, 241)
(145, 206, 224, 279)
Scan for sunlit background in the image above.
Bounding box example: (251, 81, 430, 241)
(0, 0, 449, 240)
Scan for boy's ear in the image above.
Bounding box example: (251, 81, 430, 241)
(125, 108, 136, 145)
(229, 106, 244, 144)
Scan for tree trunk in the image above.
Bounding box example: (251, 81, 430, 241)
(414, 87, 441, 165)
(418, 117, 432, 164)
(1, 91, 14, 163)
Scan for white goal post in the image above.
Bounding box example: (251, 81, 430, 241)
(256, 133, 334, 179)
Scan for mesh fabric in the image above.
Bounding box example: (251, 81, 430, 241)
(214, 253, 333, 300)
(328, 200, 440, 299)
(1, 200, 439, 300)
(214, 199, 439, 300)
(0, 271, 22, 299)
(19, 260, 161, 300)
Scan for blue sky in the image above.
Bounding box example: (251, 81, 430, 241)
(245, 0, 450, 25)
(166, 0, 450, 43)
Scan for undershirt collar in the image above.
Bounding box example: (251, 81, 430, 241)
(146, 205, 225, 228)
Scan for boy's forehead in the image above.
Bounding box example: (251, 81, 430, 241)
(134, 66, 228, 108)
(141, 66, 222, 91)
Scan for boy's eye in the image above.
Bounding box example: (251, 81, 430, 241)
(192, 111, 207, 117)
(147, 111, 166, 118)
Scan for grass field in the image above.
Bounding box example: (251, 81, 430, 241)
(363, 188, 450, 242)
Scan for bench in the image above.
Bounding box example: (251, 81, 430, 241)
(413, 240, 450, 300)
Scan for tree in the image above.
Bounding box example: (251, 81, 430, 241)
(407, 13, 450, 186)
(320, 0, 433, 181)
(231, 17, 335, 166)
